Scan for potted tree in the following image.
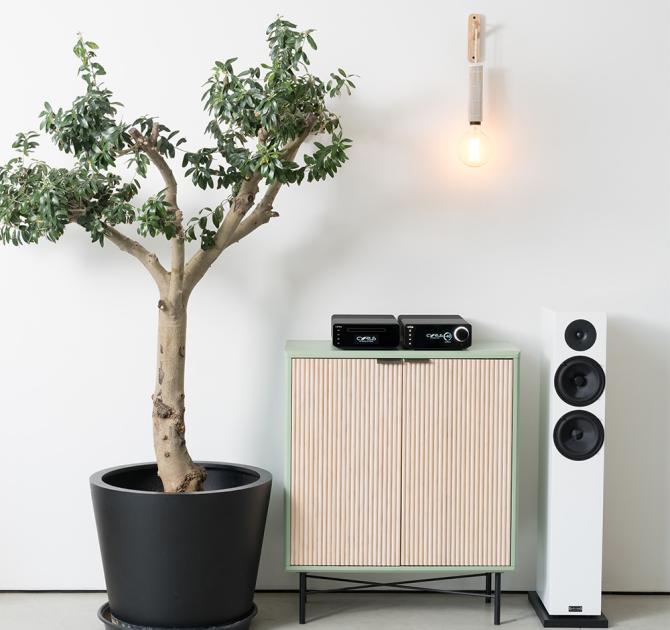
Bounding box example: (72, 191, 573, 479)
(0, 18, 354, 630)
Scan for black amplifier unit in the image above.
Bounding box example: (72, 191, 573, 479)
(399, 315, 472, 349)
(332, 314, 400, 349)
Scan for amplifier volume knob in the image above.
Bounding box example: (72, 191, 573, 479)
(454, 326, 470, 342)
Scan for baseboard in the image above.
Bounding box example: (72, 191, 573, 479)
(0, 590, 107, 594)
(602, 591, 670, 596)
(1, 588, 668, 595)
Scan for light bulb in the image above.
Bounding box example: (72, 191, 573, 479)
(458, 123, 491, 167)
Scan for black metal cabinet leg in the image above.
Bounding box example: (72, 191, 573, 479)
(485, 573, 492, 604)
(299, 572, 307, 624)
(493, 572, 501, 625)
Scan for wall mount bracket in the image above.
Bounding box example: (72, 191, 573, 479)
(468, 13, 482, 63)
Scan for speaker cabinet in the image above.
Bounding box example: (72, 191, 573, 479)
(532, 309, 608, 627)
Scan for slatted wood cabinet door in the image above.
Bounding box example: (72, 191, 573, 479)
(290, 358, 402, 566)
(401, 358, 514, 566)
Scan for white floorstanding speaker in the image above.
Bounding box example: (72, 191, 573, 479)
(529, 309, 609, 628)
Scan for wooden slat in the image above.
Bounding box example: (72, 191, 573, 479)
(290, 358, 402, 566)
(401, 359, 513, 566)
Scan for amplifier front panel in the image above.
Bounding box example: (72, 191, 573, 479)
(401, 358, 514, 566)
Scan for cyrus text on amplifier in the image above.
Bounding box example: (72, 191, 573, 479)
(399, 315, 472, 349)
(331, 314, 400, 349)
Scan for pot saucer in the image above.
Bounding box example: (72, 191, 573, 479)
(97, 602, 258, 630)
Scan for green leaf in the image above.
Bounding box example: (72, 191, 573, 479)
(213, 207, 223, 228)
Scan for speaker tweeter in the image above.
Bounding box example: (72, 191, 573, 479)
(565, 319, 597, 351)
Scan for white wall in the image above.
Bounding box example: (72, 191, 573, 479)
(0, 0, 668, 592)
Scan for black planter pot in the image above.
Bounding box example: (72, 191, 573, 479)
(90, 462, 272, 629)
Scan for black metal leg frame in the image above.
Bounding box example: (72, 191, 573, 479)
(298, 571, 502, 625)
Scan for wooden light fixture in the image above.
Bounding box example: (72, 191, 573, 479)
(458, 13, 491, 167)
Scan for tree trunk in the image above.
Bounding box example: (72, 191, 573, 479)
(99, 122, 315, 492)
(152, 298, 206, 492)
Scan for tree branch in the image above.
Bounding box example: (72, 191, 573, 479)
(101, 224, 169, 293)
(131, 124, 184, 303)
(225, 179, 283, 246)
(227, 206, 280, 247)
(168, 215, 185, 305)
(182, 175, 260, 297)
(130, 126, 178, 214)
(182, 114, 317, 297)
(76, 126, 184, 300)
(116, 145, 139, 158)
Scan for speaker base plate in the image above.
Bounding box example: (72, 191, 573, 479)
(528, 592, 608, 628)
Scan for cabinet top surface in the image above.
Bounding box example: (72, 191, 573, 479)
(286, 340, 520, 359)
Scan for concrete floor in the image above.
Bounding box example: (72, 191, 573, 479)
(0, 592, 668, 629)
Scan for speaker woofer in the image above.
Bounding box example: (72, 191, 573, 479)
(554, 356, 605, 407)
(565, 319, 597, 351)
(553, 410, 604, 461)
